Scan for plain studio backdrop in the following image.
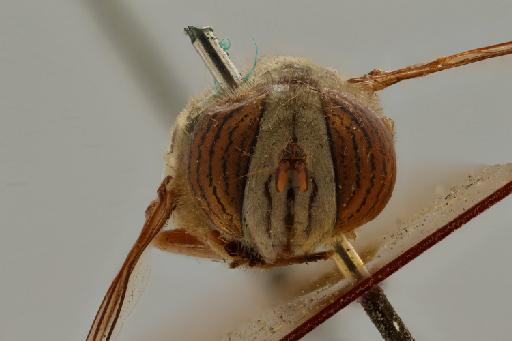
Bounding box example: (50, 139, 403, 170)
(1, 1, 511, 340)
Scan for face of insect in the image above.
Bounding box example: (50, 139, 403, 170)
(166, 57, 396, 264)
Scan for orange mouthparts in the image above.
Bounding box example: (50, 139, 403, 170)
(276, 142, 308, 193)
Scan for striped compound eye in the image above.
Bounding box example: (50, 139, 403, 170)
(322, 93, 396, 233)
(187, 96, 266, 239)
(187, 78, 396, 262)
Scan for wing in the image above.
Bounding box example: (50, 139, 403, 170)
(225, 164, 512, 341)
(87, 176, 177, 341)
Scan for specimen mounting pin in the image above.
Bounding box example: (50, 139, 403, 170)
(184, 26, 242, 90)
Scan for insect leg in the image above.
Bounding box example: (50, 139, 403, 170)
(153, 229, 223, 260)
(348, 40, 512, 91)
(87, 176, 177, 341)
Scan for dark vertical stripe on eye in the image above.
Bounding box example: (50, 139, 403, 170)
(305, 178, 318, 236)
(211, 185, 233, 225)
(235, 130, 248, 196)
(374, 147, 395, 218)
(223, 124, 237, 203)
(349, 125, 362, 201)
(223, 111, 250, 203)
(264, 175, 273, 237)
(191, 116, 216, 214)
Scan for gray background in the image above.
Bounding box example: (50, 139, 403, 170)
(1, 1, 512, 340)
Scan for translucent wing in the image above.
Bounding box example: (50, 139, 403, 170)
(225, 164, 512, 340)
(87, 176, 177, 341)
(106, 249, 151, 341)
(224, 276, 351, 340)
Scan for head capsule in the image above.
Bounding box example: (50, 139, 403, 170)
(185, 57, 396, 264)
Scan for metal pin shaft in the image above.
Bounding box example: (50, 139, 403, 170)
(184, 26, 242, 90)
(333, 235, 414, 341)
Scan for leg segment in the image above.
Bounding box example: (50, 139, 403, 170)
(348, 40, 512, 91)
(87, 176, 177, 341)
(153, 229, 223, 260)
